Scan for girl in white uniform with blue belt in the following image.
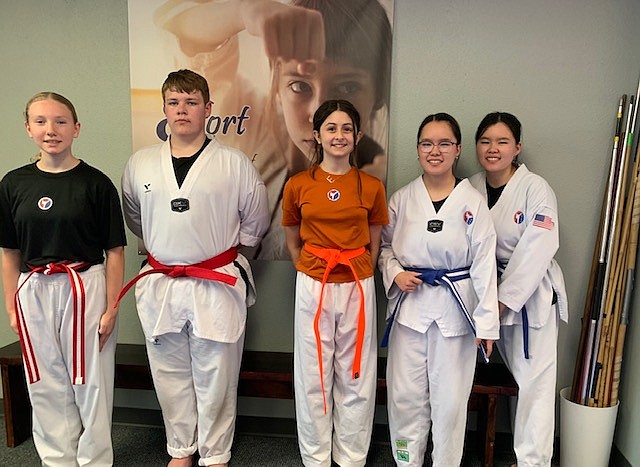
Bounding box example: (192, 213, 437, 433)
(379, 113, 499, 466)
(469, 112, 568, 467)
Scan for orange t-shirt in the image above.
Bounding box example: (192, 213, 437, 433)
(282, 167, 388, 282)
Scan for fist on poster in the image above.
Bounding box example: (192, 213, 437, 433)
(128, 0, 394, 260)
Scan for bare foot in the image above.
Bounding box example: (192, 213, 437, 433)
(167, 456, 193, 467)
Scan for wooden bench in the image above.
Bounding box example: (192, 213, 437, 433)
(0, 341, 517, 467)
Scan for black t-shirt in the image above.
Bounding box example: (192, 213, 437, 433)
(0, 161, 127, 271)
(486, 181, 506, 209)
(172, 137, 211, 187)
(432, 178, 463, 213)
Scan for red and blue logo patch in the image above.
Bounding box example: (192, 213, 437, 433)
(514, 211, 525, 224)
(327, 189, 340, 201)
(38, 197, 53, 211)
(463, 211, 474, 225)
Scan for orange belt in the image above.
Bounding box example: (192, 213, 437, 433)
(115, 247, 239, 308)
(15, 261, 92, 385)
(303, 244, 367, 414)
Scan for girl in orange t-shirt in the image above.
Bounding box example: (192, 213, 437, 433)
(282, 99, 388, 467)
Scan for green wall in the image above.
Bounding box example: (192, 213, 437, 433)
(1, 0, 640, 463)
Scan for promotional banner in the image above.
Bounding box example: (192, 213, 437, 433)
(128, 0, 394, 260)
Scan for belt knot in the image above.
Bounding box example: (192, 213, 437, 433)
(43, 263, 67, 275)
(168, 266, 187, 278)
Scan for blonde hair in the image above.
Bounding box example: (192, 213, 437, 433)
(25, 92, 78, 124)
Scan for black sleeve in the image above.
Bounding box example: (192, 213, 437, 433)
(97, 174, 127, 251)
(0, 175, 19, 249)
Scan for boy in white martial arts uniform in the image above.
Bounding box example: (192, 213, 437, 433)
(470, 112, 568, 467)
(121, 70, 269, 467)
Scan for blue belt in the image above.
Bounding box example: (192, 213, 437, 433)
(381, 266, 489, 363)
(497, 261, 530, 359)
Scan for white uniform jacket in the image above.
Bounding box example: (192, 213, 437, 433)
(122, 137, 269, 342)
(379, 177, 499, 340)
(469, 164, 568, 328)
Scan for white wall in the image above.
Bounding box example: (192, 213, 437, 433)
(1, 0, 640, 463)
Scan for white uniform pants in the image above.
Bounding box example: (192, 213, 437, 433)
(18, 264, 115, 467)
(294, 272, 377, 467)
(497, 306, 559, 467)
(387, 321, 476, 467)
(145, 322, 244, 466)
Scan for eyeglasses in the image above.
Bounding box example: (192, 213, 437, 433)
(418, 141, 458, 154)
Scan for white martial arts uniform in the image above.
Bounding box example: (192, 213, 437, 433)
(121, 137, 269, 465)
(294, 272, 378, 467)
(379, 177, 499, 467)
(470, 164, 568, 467)
(17, 264, 116, 467)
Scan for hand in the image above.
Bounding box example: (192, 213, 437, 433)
(476, 338, 494, 359)
(7, 309, 18, 334)
(241, 0, 325, 63)
(393, 271, 422, 293)
(476, 338, 494, 358)
(98, 310, 117, 352)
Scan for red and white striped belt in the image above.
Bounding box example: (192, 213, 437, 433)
(15, 261, 92, 385)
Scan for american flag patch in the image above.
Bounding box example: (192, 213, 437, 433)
(533, 214, 554, 230)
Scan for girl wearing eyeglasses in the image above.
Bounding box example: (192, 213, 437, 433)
(469, 112, 568, 467)
(379, 113, 499, 466)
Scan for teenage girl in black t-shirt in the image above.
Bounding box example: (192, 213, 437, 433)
(0, 92, 126, 465)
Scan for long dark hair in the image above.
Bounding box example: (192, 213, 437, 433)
(310, 99, 363, 203)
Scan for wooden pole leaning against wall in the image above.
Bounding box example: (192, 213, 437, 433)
(592, 97, 636, 406)
(598, 167, 634, 407)
(573, 97, 624, 403)
(575, 96, 625, 404)
(602, 91, 640, 406)
(571, 197, 605, 402)
(611, 75, 640, 405)
(611, 167, 640, 405)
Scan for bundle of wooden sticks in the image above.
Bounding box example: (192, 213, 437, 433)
(572, 76, 640, 407)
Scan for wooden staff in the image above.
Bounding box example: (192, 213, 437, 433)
(592, 97, 637, 406)
(599, 159, 638, 407)
(588, 96, 635, 403)
(574, 98, 624, 403)
(571, 197, 605, 402)
(611, 155, 640, 405)
(578, 96, 625, 404)
(597, 215, 629, 406)
(611, 76, 640, 405)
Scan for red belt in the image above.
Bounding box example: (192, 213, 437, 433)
(15, 261, 92, 385)
(115, 247, 239, 308)
(303, 244, 367, 414)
